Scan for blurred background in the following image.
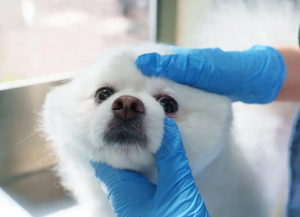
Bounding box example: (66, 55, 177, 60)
(0, 0, 153, 216)
(0, 0, 150, 82)
(0, 0, 299, 217)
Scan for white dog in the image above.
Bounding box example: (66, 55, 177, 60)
(41, 1, 299, 216)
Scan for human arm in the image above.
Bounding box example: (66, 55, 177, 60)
(135, 45, 300, 103)
(91, 118, 210, 217)
(275, 46, 300, 101)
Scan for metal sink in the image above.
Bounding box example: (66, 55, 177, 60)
(0, 76, 76, 217)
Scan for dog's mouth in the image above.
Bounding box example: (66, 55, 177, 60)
(103, 116, 148, 148)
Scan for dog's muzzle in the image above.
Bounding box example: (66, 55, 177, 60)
(103, 95, 148, 147)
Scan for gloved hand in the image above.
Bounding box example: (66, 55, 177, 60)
(135, 45, 286, 104)
(91, 118, 210, 217)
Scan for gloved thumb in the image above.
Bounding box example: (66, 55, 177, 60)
(155, 118, 197, 195)
(153, 118, 208, 216)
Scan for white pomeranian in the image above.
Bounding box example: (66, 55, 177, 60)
(41, 1, 299, 216)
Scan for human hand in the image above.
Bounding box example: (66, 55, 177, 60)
(91, 118, 209, 217)
(135, 45, 286, 104)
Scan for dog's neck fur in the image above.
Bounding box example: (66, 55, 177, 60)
(139, 133, 272, 217)
(194, 137, 270, 217)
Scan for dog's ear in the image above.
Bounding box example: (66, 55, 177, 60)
(40, 83, 71, 142)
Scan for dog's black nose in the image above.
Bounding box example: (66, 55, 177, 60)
(111, 95, 145, 120)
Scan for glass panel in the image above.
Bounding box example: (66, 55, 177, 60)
(0, 0, 150, 83)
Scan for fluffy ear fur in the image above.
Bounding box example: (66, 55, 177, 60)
(40, 1, 298, 216)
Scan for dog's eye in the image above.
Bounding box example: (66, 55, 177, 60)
(95, 87, 114, 103)
(157, 96, 178, 114)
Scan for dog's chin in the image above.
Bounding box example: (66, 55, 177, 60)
(90, 144, 156, 171)
(88, 114, 160, 171)
(103, 116, 148, 148)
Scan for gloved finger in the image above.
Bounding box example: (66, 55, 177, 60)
(154, 118, 209, 216)
(168, 45, 201, 55)
(90, 162, 156, 214)
(155, 118, 196, 193)
(91, 161, 150, 187)
(135, 52, 208, 87)
(135, 50, 234, 97)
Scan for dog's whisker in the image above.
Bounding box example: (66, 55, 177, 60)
(43, 147, 53, 153)
(15, 131, 41, 146)
(88, 147, 95, 157)
(37, 152, 55, 163)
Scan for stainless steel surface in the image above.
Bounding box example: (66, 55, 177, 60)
(0, 79, 67, 182)
(2, 169, 75, 217)
(0, 78, 74, 217)
(0, 188, 32, 217)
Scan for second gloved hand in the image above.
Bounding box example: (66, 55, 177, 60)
(135, 45, 286, 104)
(91, 118, 209, 217)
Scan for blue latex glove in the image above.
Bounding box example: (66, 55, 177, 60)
(91, 118, 209, 217)
(135, 45, 286, 104)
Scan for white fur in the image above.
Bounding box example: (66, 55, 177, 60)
(41, 1, 299, 216)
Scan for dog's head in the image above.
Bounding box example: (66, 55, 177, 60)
(42, 43, 232, 175)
